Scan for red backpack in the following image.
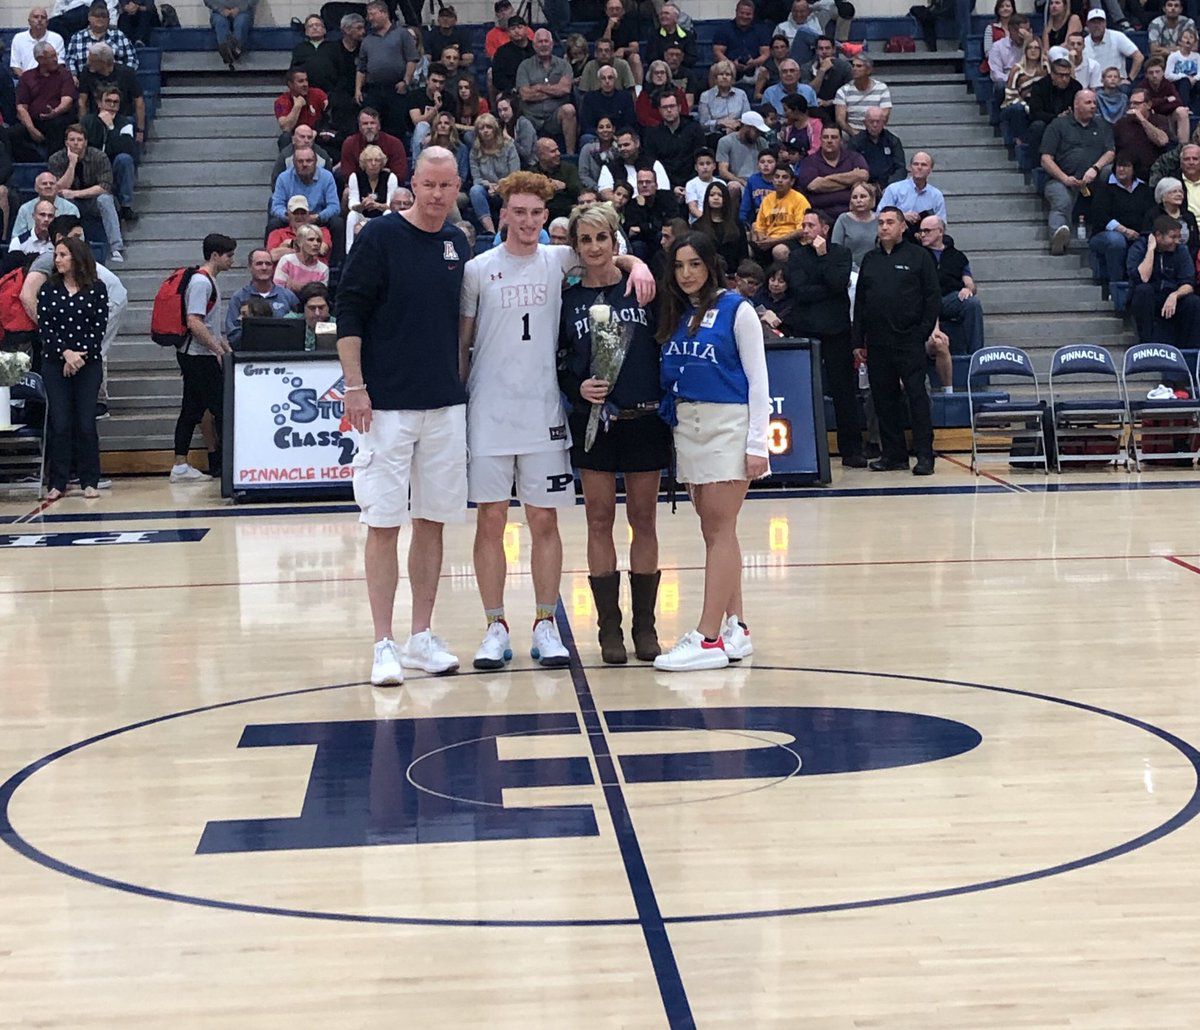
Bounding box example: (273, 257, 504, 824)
(151, 266, 213, 347)
(885, 35, 916, 52)
(0, 264, 37, 341)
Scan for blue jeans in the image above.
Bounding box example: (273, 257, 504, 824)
(1088, 229, 1129, 285)
(111, 152, 135, 208)
(469, 183, 499, 225)
(939, 292, 985, 353)
(999, 103, 1029, 147)
(211, 9, 252, 49)
(788, 27, 821, 65)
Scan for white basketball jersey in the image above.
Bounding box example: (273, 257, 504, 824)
(461, 243, 575, 456)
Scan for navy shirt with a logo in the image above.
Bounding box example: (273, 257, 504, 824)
(336, 213, 469, 411)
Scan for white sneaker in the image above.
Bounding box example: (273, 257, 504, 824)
(109, 249, 124, 263)
(473, 621, 513, 670)
(169, 464, 206, 483)
(370, 637, 403, 686)
(653, 630, 730, 672)
(400, 629, 459, 674)
(530, 618, 570, 668)
(721, 615, 753, 661)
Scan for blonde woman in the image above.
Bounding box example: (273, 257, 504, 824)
(636, 60, 690, 127)
(346, 144, 398, 255)
(469, 113, 519, 235)
(556, 202, 670, 664)
(999, 37, 1048, 146)
(274, 224, 329, 292)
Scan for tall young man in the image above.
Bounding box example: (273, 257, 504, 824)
(459, 171, 655, 670)
(170, 232, 236, 483)
(337, 147, 470, 687)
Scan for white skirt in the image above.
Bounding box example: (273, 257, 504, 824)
(673, 401, 752, 485)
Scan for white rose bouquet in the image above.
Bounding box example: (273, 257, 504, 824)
(585, 300, 633, 451)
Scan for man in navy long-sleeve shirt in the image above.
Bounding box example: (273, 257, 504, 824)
(269, 146, 344, 255)
(1127, 214, 1200, 345)
(335, 146, 470, 687)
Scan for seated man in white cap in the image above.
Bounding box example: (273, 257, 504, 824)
(266, 195, 332, 262)
(716, 110, 770, 208)
(1083, 8, 1143, 84)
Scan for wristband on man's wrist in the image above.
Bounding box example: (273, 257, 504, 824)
(345, 383, 367, 392)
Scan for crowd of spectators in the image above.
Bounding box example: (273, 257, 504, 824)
(991, 0, 1200, 348)
(243, 0, 984, 372)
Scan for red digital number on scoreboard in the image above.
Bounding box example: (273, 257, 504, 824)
(767, 418, 792, 456)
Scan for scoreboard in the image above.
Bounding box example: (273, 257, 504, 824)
(760, 337, 831, 486)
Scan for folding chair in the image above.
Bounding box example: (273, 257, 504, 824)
(1122, 343, 1200, 470)
(967, 346, 1048, 475)
(0, 370, 47, 495)
(1048, 343, 1128, 473)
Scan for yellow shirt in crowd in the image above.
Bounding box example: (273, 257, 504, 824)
(754, 189, 811, 240)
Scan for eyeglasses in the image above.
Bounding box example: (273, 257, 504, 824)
(914, 228, 935, 235)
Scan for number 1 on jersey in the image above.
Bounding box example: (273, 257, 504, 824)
(521, 312, 531, 341)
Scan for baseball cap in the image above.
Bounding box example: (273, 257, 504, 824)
(1047, 45, 1070, 61)
(1086, 7, 1106, 19)
(740, 111, 768, 132)
(287, 195, 310, 213)
(507, 14, 526, 27)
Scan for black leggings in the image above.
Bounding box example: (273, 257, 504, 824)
(43, 354, 102, 491)
(174, 351, 223, 458)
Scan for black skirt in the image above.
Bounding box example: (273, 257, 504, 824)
(568, 409, 672, 474)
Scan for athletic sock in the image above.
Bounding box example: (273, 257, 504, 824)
(534, 602, 556, 623)
(703, 636, 720, 645)
(485, 607, 506, 628)
(738, 621, 748, 632)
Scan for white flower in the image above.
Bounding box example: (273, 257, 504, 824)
(589, 303, 611, 326)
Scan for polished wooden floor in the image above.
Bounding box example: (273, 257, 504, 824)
(3, 460, 1200, 1028)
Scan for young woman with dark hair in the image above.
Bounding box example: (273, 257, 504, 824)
(37, 236, 108, 499)
(693, 180, 748, 281)
(653, 231, 771, 672)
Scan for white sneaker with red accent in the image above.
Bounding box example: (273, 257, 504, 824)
(653, 630, 729, 672)
(722, 615, 753, 661)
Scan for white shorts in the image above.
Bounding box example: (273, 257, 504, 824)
(352, 405, 467, 527)
(467, 449, 576, 508)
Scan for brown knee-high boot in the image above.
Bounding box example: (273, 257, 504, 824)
(628, 570, 662, 661)
(588, 572, 627, 664)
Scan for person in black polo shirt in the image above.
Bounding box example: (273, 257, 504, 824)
(1040, 89, 1115, 255)
(786, 208, 864, 466)
(336, 146, 469, 687)
(852, 206, 941, 475)
(490, 15, 532, 96)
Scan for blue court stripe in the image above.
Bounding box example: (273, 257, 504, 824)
(556, 600, 696, 1030)
(14, 474, 1200, 527)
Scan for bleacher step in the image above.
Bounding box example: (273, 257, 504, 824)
(138, 161, 276, 188)
(159, 96, 280, 116)
(161, 51, 291, 73)
(120, 238, 262, 270)
(127, 212, 268, 241)
(135, 186, 267, 213)
(150, 114, 278, 138)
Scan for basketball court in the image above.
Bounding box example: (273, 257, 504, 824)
(3, 462, 1200, 1027)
